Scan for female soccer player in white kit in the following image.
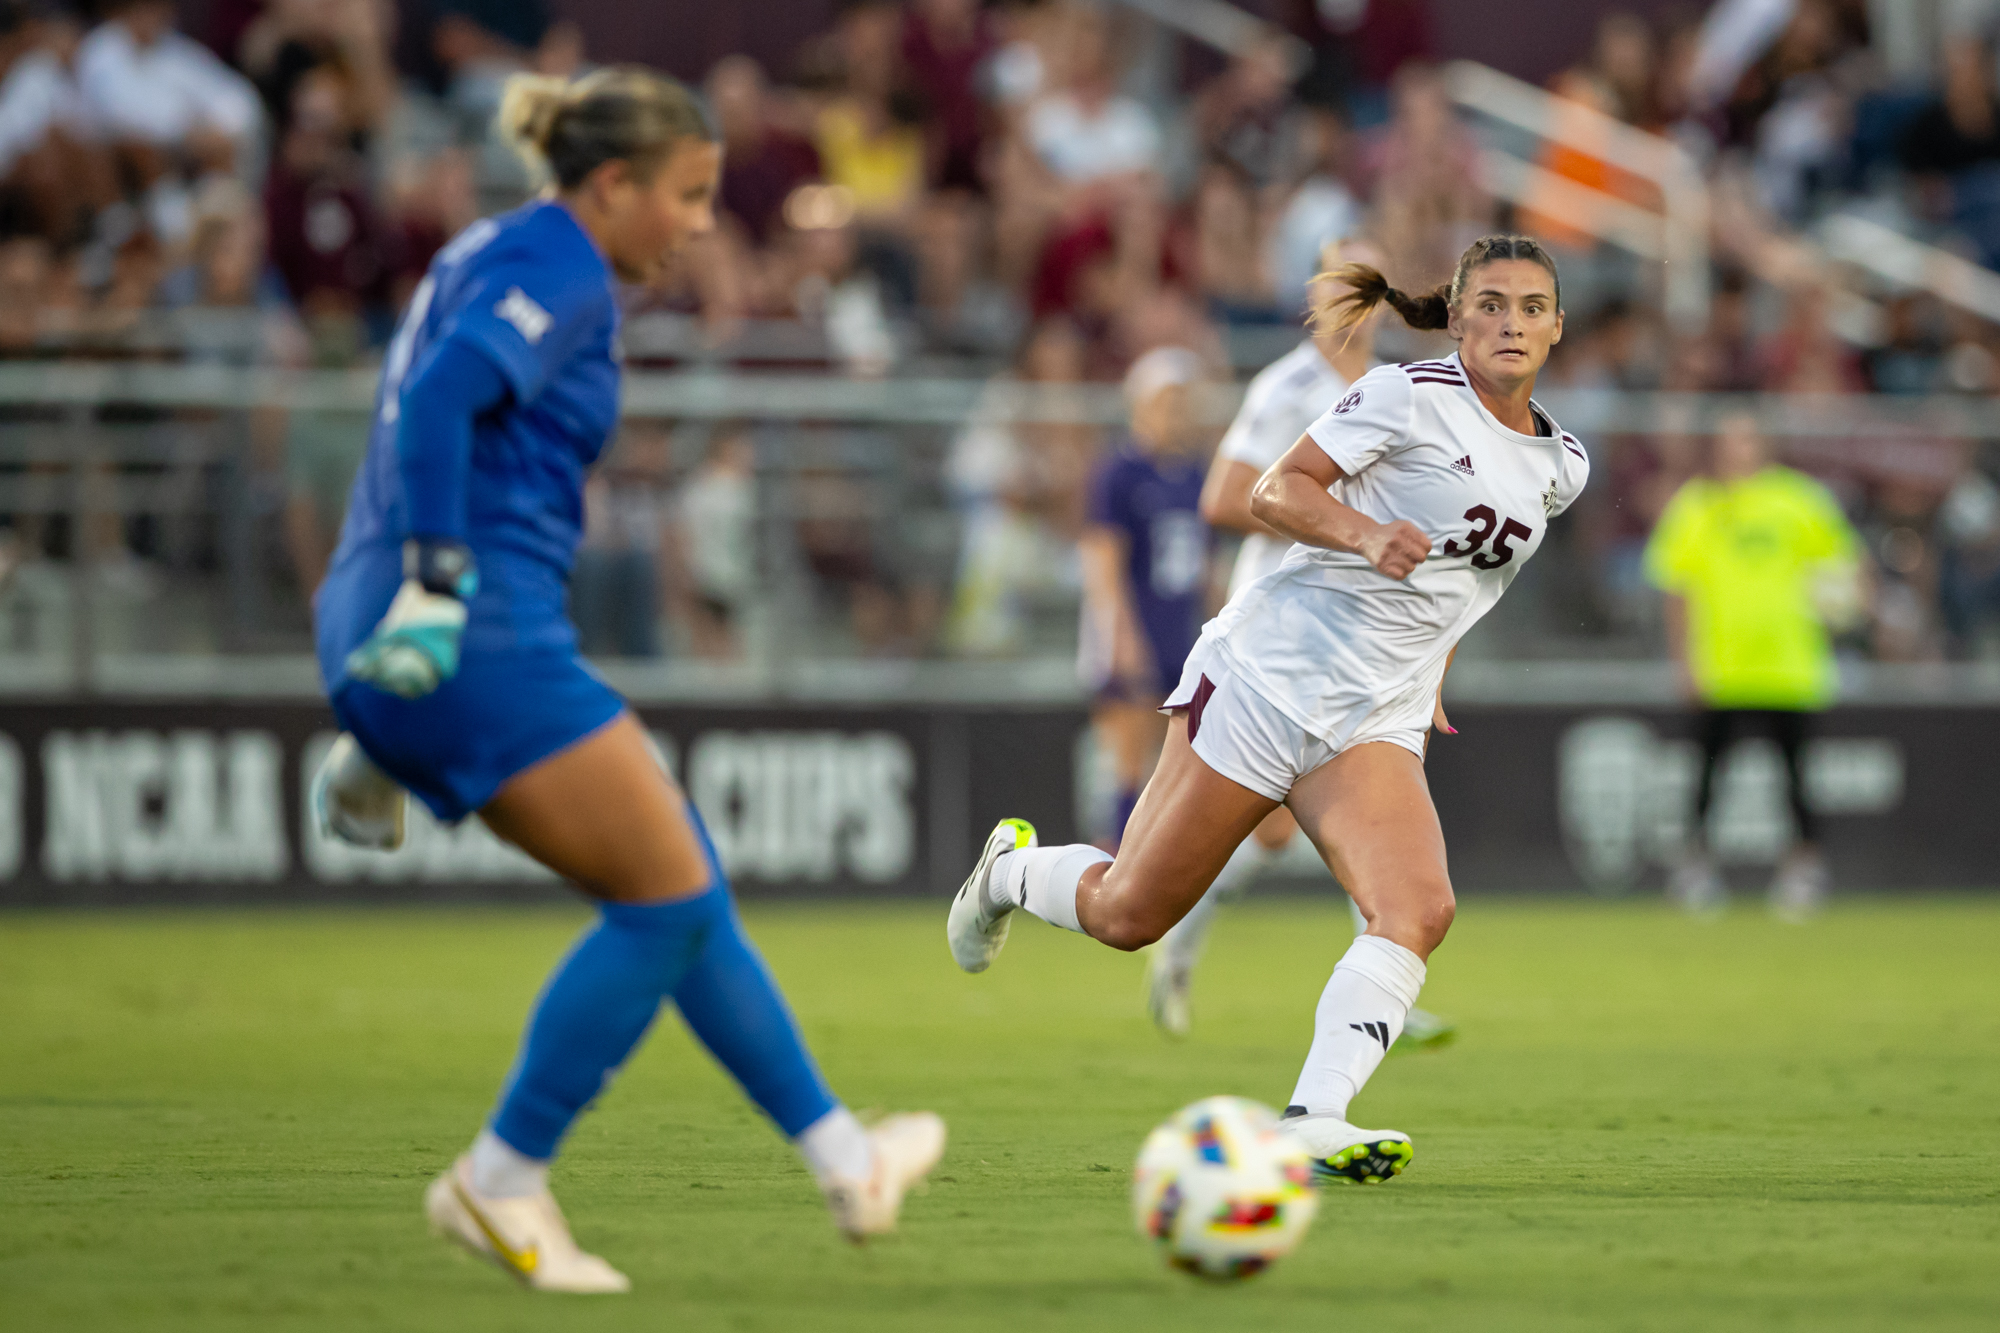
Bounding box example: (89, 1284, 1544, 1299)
(947, 235, 1586, 1182)
(1145, 238, 1450, 1053)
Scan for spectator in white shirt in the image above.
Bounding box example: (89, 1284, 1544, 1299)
(75, 0, 259, 174)
(0, 2, 113, 245)
(1024, 4, 1159, 185)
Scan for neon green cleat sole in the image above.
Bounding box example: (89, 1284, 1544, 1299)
(1314, 1136, 1415, 1185)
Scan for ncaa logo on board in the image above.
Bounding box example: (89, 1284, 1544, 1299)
(1332, 389, 1363, 415)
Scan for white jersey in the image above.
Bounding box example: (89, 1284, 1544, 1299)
(1201, 353, 1590, 748)
(1216, 340, 1356, 598)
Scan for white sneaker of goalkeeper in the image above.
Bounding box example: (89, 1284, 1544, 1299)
(818, 1111, 948, 1241)
(426, 1110, 945, 1292)
(425, 1156, 630, 1293)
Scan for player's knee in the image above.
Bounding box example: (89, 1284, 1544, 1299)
(1372, 881, 1455, 953)
(1091, 889, 1175, 952)
(1095, 907, 1166, 952)
(1416, 891, 1456, 947)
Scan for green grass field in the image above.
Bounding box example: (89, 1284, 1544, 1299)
(4, 897, 1998, 1332)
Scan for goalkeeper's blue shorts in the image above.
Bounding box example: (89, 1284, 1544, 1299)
(330, 645, 624, 823)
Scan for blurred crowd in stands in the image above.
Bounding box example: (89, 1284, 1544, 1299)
(2, 0, 2000, 668)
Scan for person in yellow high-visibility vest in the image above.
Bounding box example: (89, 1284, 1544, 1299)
(1644, 412, 1867, 919)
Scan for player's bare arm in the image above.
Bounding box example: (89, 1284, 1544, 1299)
(1198, 458, 1285, 539)
(1249, 439, 1432, 581)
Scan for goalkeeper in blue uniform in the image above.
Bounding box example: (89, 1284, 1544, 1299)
(309, 67, 942, 1293)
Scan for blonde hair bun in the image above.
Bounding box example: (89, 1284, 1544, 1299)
(497, 74, 572, 177)
(495, 66, 716, 189)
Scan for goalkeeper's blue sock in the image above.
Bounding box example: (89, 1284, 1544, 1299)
(671, 893, 839, 1138)
(488, 888, 724, 1162)
(485, 808, 850, 1177)
(669, 808, 840, 1139)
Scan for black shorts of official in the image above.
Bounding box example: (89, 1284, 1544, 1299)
(1692, 707, 1818, 844)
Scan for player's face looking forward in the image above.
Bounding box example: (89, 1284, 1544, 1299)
(1446, 258, 1563, 399)
(570, 140, 724, 284)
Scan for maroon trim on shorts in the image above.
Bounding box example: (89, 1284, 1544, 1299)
(1185, 674, 1217, 742)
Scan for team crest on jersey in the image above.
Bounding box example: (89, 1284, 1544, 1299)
(1543, 476, 1560, 516)
(495, 286, 553, 345)
(1332, 389, 1363, 415)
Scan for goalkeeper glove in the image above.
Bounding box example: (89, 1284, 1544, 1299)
(343, 540, 478, 700)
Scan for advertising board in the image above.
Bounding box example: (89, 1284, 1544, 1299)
(0, 701, 1987, 903)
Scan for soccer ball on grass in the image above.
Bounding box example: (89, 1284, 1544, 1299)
(1131, 1095, 1319, 1280)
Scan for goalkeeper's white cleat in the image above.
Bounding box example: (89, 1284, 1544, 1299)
(821, 1111, 947, 1241)
(424, 1156, 630, 1293)
(946, 818, 1036, 973)
(310, 732, 407, 851)
(1278, 1110, 1414, 1185)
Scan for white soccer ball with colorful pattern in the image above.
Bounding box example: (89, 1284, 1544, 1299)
(1131, 1095, 1320, 1280)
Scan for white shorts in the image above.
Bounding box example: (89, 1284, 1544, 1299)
(1159, 641, 1431, 802)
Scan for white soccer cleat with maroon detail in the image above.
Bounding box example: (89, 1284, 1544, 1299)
(424, 1156, 630, 1293)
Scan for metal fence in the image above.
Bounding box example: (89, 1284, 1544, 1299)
(5, 362, 2000, 704)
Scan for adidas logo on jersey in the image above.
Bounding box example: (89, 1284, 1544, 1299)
(1449, 455, 1476, 476)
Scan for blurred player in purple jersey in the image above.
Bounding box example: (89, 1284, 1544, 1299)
(1078, 347, 1215, 846)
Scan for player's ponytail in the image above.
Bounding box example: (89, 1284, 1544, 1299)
(1310, 234, 1563, 335)
(498, 66, 716, 190)
(1311, 265, 1451, 333)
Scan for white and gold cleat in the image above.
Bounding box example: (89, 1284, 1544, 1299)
(946, 818, 1036, 973)
(310, 732, 407, 851)
(424, 1156, 630, 1293)
(821, 1112, 947, 1241)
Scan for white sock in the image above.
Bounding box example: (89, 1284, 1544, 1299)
(1288, 935, 1427, 1119)
(987, 843, 1108, 934)
(795, 1106, 874, 1186)
(469, 1127, 549, 1198)
(1158, 838, 1273, 973)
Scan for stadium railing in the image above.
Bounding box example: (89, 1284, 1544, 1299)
(3, 363, 1999, 707)
(1445, 60, 2000, 333)
(1445, 60, 1712, 332)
